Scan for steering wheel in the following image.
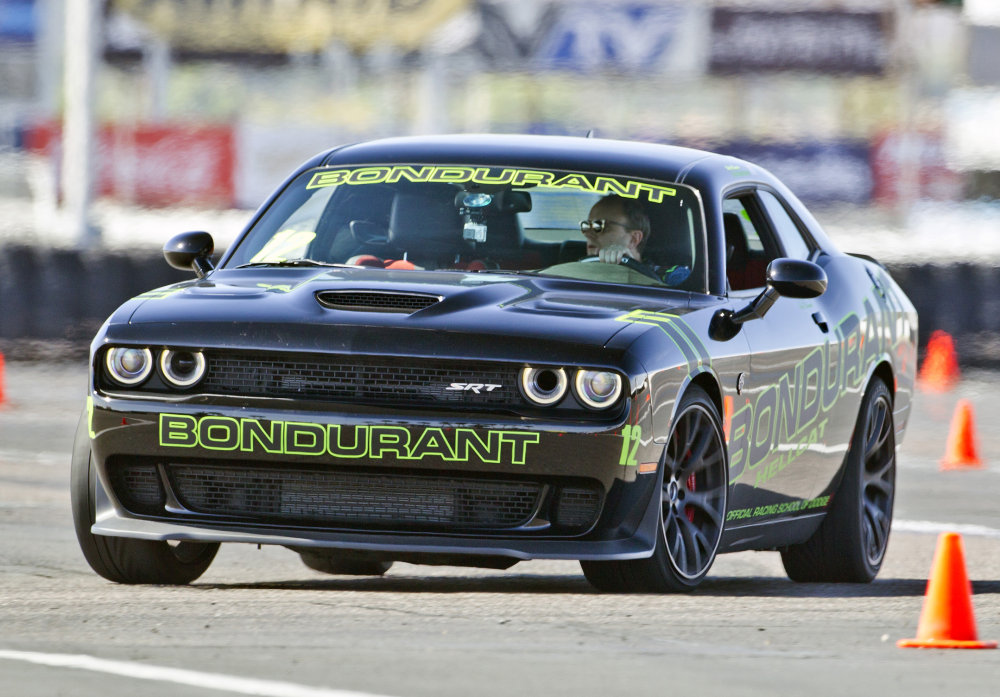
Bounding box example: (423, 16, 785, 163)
(619, 255, 667, 283)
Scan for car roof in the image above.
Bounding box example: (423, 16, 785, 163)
(320, 134, 755, 185)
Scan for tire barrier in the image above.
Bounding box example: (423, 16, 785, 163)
(0, 246, 41, 341)
(0, 246, 992, 363)
(0, 245, 190, 359)
(888, 262, 1000, 367)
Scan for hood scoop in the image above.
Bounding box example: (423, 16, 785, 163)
(315, 289, 443, 314)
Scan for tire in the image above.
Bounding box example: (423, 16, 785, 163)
(780, 378, 895, 583)
(70, 411, 219, 584)
(582, 385, 728, 592)
(298, 549, 393, 576)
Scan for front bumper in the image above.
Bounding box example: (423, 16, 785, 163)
(86, 394, 663, 561)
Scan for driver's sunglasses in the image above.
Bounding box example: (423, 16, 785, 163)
(580, 219, 630, 235)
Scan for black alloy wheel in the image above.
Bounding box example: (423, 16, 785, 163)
(781, 377, 895, 582)
(859, 384, 895, 568)
(659, 393, 729, 584)
(582, 385, 728, 592)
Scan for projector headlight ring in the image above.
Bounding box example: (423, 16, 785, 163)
(159, 349, 207, 388)
(520, 366, 568, 406)
(105, 347, 154, 386)
(573, 369, 622, 409)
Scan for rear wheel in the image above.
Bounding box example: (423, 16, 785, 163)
(71, 411, 219, 584)
(582, 385, 728, 592)
(780, 378, 895, 582)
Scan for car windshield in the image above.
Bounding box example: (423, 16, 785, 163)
(224, 164, 707, 291)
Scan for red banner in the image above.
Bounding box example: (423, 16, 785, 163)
(870, 131, 962, 205)
(25, 123, 235, 207)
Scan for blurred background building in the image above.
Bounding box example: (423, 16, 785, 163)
(0, 0, 998, 252)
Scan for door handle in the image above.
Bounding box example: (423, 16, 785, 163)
(812, 311, 829, 332)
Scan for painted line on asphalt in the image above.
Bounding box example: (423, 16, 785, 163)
(0, 650, 393, 697)
(894, 519, 1000, 539)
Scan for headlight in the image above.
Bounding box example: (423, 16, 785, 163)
(105, 347, 153, 386)
(574, 369, 622, 409)
(520, 366, 568, 406)
(159, 349, 207, 388)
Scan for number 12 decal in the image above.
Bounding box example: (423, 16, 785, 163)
(619, 424, 642, 466)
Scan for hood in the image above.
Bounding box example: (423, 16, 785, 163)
(115, 267, 694, 362)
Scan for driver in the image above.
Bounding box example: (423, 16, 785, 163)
(581, 194, 649, 264)
(579, 194, 691, 287)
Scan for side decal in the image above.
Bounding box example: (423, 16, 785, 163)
(618, 299, 908, 490)
(729, 299, 908, 488)
(134, 287, 186, 301)
(619, 424, 642, 466)
(86, 396, 96, 439)
(616, 310, 712, 372)
(726, 495, 830, 522)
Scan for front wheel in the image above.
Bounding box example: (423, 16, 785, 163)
(70, 411, 219, 584)
(780, 378, 895, 582)
(582, 385, 728, 592)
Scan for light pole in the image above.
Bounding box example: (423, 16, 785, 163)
(62, 0, 101, 246)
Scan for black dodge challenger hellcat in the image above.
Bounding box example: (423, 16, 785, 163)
(72, 134, 916, 592)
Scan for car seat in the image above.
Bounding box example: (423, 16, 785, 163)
(643, 200, 702, 290)
(322, 184, 396, 262)
(387, 188, 471, 268)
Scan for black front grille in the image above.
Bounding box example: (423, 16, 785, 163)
(552, 487, 602, 528)
(168, 464, 542, 529)
(105, 460, 604, 534)
(107, 462, 163, 515)
(200, 352, 520, 407)
(316, 290, 441, 313)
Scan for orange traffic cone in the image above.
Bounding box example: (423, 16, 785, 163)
(919, 330, 960, 392)
(940, 399, 983, 470)
(899, 532, 997, 649)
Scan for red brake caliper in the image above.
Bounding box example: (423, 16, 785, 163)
(685, 472, 696, 522)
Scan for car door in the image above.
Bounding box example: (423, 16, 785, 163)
(722, 187, 847, 514)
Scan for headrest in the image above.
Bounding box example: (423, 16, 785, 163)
(723, 212, 748, 260)
(388, 192, 464, 251)
(643, 200, 693, 268)
(338, 184, 395, 226)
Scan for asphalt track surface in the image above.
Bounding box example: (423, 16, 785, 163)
(1, 362, 999, 697)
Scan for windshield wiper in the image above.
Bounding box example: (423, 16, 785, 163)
(235, 259, 346, 269)
(474, 268, 540, 276)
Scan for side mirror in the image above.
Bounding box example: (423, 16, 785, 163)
(710, 258, 827, 341)
(164, 231, 215, 278)
(766, 258, 827, 299)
